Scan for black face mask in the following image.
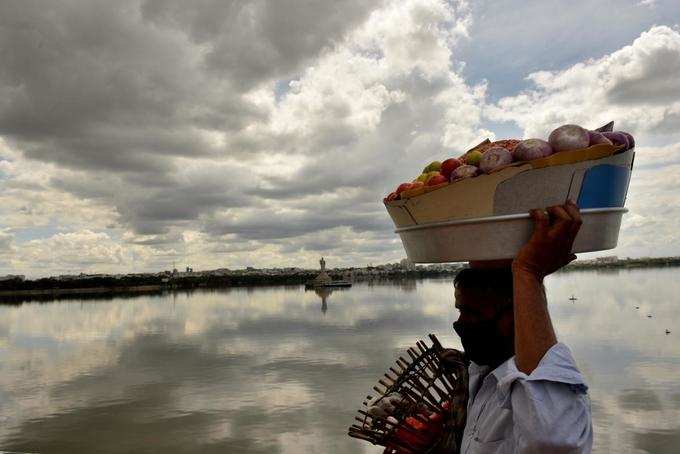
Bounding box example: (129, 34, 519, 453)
(453, 311, 514, 367)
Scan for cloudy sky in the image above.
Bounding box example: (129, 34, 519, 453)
(0, 0, 679, 278)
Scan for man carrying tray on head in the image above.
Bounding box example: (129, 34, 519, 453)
(448, 199, 593, 453)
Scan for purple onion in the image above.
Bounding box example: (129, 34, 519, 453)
(450, 164, 479, 181)
(548, 124, 590, 152)
(479, 146, 513, 174)
(620, 131, 635, 149)
(588, 130, 613, 146)
(513, 139, 553, 161)
(602, 131, 629, 149)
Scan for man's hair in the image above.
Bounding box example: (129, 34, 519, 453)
(454, 267, 514, 302)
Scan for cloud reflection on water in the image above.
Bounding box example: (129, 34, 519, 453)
(0, 270, 679, 453)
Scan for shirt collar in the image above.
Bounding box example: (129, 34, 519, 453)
(468, 361, 491, 377)
(490, 356, 517, 383)
(469, 356, 515, 382)
(469, 356, 518, 406)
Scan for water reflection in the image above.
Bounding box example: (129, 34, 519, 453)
(0, 270, 678, 453)
(312, 287, 332, 314)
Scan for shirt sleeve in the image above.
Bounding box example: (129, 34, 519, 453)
(495, 342, 593, 453)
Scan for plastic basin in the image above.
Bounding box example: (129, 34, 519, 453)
(395, 207, 627, 263)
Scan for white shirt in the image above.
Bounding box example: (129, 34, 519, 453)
(461, 342, 593, 453)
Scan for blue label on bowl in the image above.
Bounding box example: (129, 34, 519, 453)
(577, 164, 631, 208)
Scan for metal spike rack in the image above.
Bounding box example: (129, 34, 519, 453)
(348, 334, 469, 453)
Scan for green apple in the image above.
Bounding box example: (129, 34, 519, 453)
(422, 161, 442, 173)
(415, 173, 430, 183)
(464, 150, 482, 166)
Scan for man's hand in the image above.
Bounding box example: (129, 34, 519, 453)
(513, 199, 583, 280)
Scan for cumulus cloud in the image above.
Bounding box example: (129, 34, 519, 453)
(1, 0, 489, 276)
(618, 143, 680, 257)
(8, 230, 169, 275)
(140, 0, 380, 89)
(0, 2, 679, 276)
(486, 26, 680, 140)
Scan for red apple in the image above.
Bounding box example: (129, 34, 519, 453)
(405, 416, 426, 431)
(426, 173, 448, 186)
(395, 182, 414, 194)
(440, 158, 462, 179)
(392, 425, 429, 450)
(385, 191, 398, 202)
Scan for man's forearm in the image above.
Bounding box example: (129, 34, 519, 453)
(512, 267, 557, 374)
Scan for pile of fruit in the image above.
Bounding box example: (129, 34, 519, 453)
(384, 123, 635, 203)
(366, 395, 452, 453)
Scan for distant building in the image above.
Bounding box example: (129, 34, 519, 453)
(596, 256, 619, 264)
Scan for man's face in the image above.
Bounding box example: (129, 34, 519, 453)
(453, 286, 515, 366)
(454, 287, 512, 332)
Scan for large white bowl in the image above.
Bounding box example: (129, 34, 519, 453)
(395, 207, 627, 263)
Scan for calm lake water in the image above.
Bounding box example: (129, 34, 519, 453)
(1, 268, 679, 453)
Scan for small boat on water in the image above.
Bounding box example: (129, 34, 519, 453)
(569, 295, 578, 301)
(305, 257, 352, 289)
(305, 281, 352, 289)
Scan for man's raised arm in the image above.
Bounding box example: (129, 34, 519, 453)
(511, 199, 582, 374)
(505, 200, 592, 453)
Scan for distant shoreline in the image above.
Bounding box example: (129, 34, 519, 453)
(1, 258, 678, 303)
(563, 256, 680, 271)
(0, 268, 455, 303)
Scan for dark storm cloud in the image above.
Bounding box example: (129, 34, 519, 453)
(125, 232, 185, 246)
(51, 162, 260, 235)
(276, 234, 399, 255)
(0, 0, 263, 174)
(115, 181, 258, 235)
(0, 0, 391, 246)
(248, 96, 452, 203)
(249, 158, 385, 200)
(206, 241, 264, 254)
(207, 178, 398, 242)
(205, 209, 390, 241)
(140, 0, 380, 89)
